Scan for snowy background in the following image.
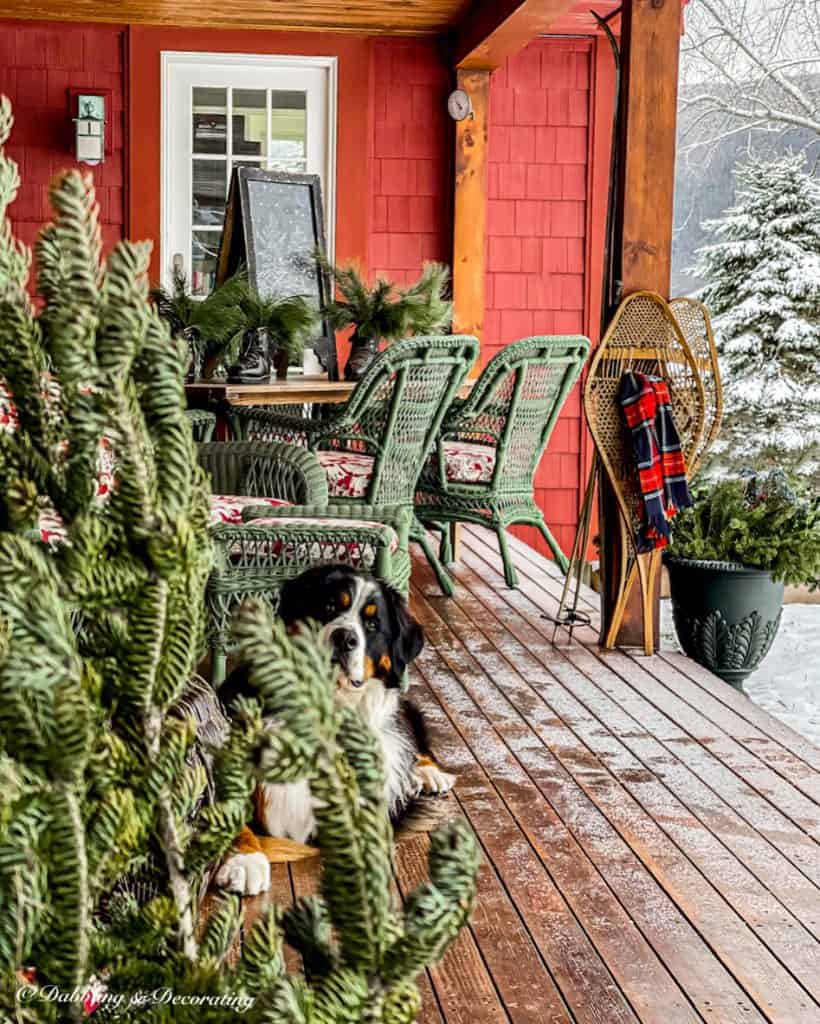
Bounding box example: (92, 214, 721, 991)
(661, 601, 820, 747)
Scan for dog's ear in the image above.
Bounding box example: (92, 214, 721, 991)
(278, 565, 344, 626)
(386, 587, 424, 687)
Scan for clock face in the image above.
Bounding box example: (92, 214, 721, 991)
(447, 89, 472, 122)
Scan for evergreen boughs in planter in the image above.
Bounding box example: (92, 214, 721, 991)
(0, 95, 478, 1023)
(669, 471, 820, 587)
(318, 257, 453, 380)
(667, 471, 820, 685)
(150, 266, 246, 379)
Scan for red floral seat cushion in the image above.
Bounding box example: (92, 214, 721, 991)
(438, 440, 497, 484)
(316, 450, 374, 499)
(209, 494, 291, 524)
(245, 516, 399, 554)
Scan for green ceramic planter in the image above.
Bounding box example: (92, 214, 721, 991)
(665, 556, 784, 689)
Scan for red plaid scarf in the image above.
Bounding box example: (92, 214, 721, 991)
(619, 370, 692, 551)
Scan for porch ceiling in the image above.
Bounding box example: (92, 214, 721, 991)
(0, 0, 474, 35)
(0, 0, 619, 37)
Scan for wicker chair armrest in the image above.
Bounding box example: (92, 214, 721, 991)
(198, 441, 329, 506)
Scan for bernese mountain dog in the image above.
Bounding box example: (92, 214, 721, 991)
(214, 565, 455, 896)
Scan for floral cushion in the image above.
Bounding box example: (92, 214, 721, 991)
(209, 494, 291, 525)
(316, 451, 374, 499)
(439, 440, 496, 484)
(246, 516, 399, 555)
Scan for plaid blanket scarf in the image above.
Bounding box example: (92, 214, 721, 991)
(619, 370, 692, 551)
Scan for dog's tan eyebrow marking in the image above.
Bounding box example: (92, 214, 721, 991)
(379, 654, 392, 671)
(364, 603, 377, 617)
(339, 591, 351, 608)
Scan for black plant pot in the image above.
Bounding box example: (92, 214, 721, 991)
(665, 556, 784, 689)
(345, 336, 379, 381)
(226, 327, 271, 384)
(181, 326, 203, 383)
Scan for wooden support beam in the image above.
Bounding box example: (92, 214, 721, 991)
(452, 69, 489, 348)
(455, 0, 575, 70)
(602, 0, 683, 650)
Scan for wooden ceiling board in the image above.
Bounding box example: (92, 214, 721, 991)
(0, 0, 474, 35)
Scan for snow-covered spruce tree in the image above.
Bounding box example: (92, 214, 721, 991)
(0, 95, 477, 1023)
(695, 154, 820, 486)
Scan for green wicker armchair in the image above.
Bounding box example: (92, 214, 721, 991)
(415, 335, 590, 591)
(198, 442, 403, 683)
(231, 334, 480, 589)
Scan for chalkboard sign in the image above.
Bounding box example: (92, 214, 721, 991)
(217, 168, 337, 378)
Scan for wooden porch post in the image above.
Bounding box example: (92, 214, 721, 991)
(452, 69, 490, 350)
(602, 0, 683, 648)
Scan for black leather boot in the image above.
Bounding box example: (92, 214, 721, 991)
(345, 336, 379, 381)
(227, 328, 271, 384)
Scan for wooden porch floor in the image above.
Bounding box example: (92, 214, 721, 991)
(259, 526, 820, 1024)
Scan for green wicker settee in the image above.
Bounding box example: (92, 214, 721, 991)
(415, 335, 590, 591)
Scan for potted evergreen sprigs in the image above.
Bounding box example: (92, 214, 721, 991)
(319, 256, 453, 381)
(150, 266, 246, 380)
(227, 286, 318, 383)
(665, 471, 820, 688)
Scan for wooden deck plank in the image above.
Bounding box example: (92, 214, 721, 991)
(409, 628, 717, 1023)
(659, 649, 820, 774)
(411, 557, 820, 1010)
(394, 831, 574, 1024)
(394, 832, 511, 1024)
(442, 552, 820, 944)
(468, 526, 820, 791)
(457, 538, 820, 884)
(412, 570, 818, 1023)
(407, 665, 644, 1024)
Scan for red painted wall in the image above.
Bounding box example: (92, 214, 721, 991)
(368, 39, 450, 285)
(0, 20, 126, 259)
(485, 38, 596, 559)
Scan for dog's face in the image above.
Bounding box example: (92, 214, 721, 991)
(278, 566, 424, 693)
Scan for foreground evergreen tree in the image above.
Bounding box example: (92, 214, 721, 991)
(696, 154, 820, 486)
(0, 95, 478, 1023)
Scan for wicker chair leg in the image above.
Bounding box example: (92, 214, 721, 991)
(495, 526, 518, 588)
(439, 525, 454, 565)
(536, 519, 570, 575)
(416, 529, 456, 597)
(211, 649, 228, 687)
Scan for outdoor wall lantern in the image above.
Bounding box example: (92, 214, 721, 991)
(73, 95, 106, 166)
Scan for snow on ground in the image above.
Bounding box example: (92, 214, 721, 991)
(661, 601, 820, 748)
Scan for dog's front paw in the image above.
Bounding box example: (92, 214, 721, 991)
(214, 852, 271, 896)
(414, 759, 457, 797)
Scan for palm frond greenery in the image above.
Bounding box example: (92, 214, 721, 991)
(319, 254, 453, 344)
(228, 285, 318, 366)
(150, 266, 246, 362)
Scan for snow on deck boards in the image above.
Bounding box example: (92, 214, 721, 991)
(235, 527, 820, 1024)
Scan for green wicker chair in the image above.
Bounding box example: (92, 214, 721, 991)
(198, 441, 403, 683)
(231, 334, 480, 591)
(415, 335, 590, 591)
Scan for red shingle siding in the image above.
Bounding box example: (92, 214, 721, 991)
(0, 21, 126, 266)
(487, 38, 592, 559)
(369, 39, 450, 286)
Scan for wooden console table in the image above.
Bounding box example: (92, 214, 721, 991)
(185, 377, 357, 408)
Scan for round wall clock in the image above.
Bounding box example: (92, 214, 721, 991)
(447, 89, 473, 122)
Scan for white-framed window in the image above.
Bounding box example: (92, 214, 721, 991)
(161, 51, 337, 294)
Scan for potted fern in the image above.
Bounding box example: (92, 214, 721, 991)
(227, 286, 317, 382)
(666, 471, 820, 688)
(320, 257, 453, 380)
(150, 266, 245, 380)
